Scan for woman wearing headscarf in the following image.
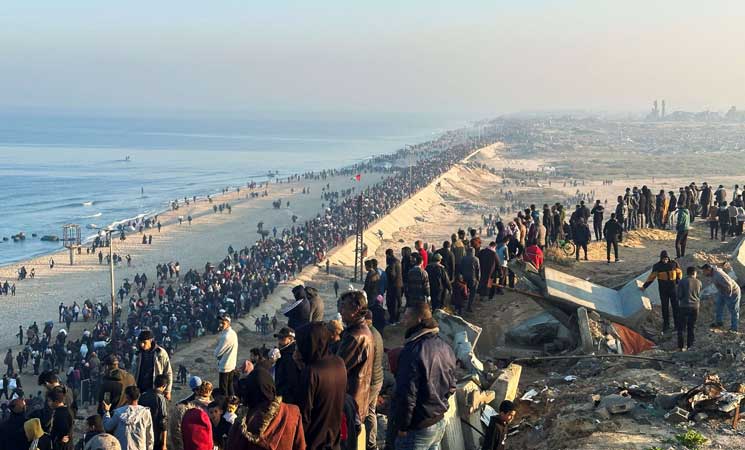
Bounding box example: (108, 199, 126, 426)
(296, 322, 347, 450)
(226, 369, 305, 450)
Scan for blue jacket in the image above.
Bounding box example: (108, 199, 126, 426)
(393, 321, 456, 431)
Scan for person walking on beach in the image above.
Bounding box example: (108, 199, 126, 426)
(49, 258, 55, 270)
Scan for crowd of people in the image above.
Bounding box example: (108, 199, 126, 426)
(10, 124, 745, 450)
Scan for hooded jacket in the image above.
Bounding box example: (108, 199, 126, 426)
(225, 399, 306, 450)
(393, 319, 456, 432)
(296, 325, 347, 450)
(275, 342, 301, 405)
(103, 404, 154, 450)
(305, 288, 324, 322)
(285, 299, 311, 331)
(458, 249, 480, 284)
(98, 369, 136, 414)
(170, 396, 210, 450)
(181, 408, 213, 450)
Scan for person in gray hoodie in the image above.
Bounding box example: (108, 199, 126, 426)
(676, 267, 702, 351)
(102, 385, 154, 450)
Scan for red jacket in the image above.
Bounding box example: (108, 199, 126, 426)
(182, 408, 214, 450)
(226, 399, 306, 450)
(418, 248, 428, 268)
(523, 245, 544, 270)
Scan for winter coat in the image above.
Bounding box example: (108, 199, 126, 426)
(305, 288, 324, 322)
(603, 219, 622, 242)
(476, 248, 497, 293)
(436, 248, 455, 281)
(131, 345, 173, 396)
(404, 266, 430, 303)
(298, 354, 347, 450)
(181, 408, 213, 450)
(214, 327, 238, 373)
(451, 280, 469, 310)
(275, 343, 301, 405)
(103, 405, 154, 450)
(457, 251, 480, 285)
(226, 399, 306, 450)
(285, 299, 311, 331)
(98, 369, 136, 414)
(452, 241, 466, 270)
(676, 208, 690, 232)
(393, 320, 456, 432)
(336, 319, 374, 418)
(425, 263, 451, 305)
(170, 397, 210, 450)
(573, 224, 591, 245)
(385, 257, 403, 290)
(363, 270, 380, 305)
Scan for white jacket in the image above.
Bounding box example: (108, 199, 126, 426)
(214, 327, 238, 372)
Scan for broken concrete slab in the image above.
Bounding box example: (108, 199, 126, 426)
(664, 406, 690, 424)
(490, 363, 522, 408)
(441, 393, 467, 450)
(491, 346, 544, 360)
(731, 238, 745, 282)
(544, 268, 652, 328)
(434, 309, 482, 348)
(456, 379, 495, 418)
(576, 307, 595, 354)
(598, 394, 636, 414)
(505, 312, 572, 348)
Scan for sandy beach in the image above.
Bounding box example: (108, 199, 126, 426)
(0, 170, 385, 352)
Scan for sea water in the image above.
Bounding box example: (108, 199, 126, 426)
(0, 111, 463, 266)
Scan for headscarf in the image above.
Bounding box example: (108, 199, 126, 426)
(296, 322, 330, 364)
(239, 368, 276, 408)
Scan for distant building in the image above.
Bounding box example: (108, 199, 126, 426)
(661, 100, 666, 118)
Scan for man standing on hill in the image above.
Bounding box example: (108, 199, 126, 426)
(385, 249, 403, 324)
(641, 251, 682, 334)
(458, 247, 480, 312)
(676, 267, 701, 351)
(132, 329, 173, 401)
(603, 213, 623, 264)
(393, 302, 456, 450)
(675, 204, 691, 258)
(590, 200, 604, 241)
(214, 315, 238, 397)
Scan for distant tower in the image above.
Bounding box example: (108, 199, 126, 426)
(653, 100, 659, 118)
(661, 100, 666, 118)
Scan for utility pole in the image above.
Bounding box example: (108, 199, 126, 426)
(353, 194, 365, 282)
(108, 230, 116, 341)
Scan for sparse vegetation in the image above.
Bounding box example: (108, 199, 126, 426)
(673, 430, 708, 449)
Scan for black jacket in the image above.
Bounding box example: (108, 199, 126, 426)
(425, 263, 451, 304)
(405, 266, 430, 303)
(393, 321, 456, 432)
(603, 219, 623, 242)
(385, 257, 404, 290)
(275, 342, 302, 405)
(435, 248, 455, 281)
(285, 298, 311, 331)
(0, 411, 28, 450)
(482, 416, 508, 450)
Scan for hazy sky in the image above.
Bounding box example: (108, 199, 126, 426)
(2, 0, 744, 116)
